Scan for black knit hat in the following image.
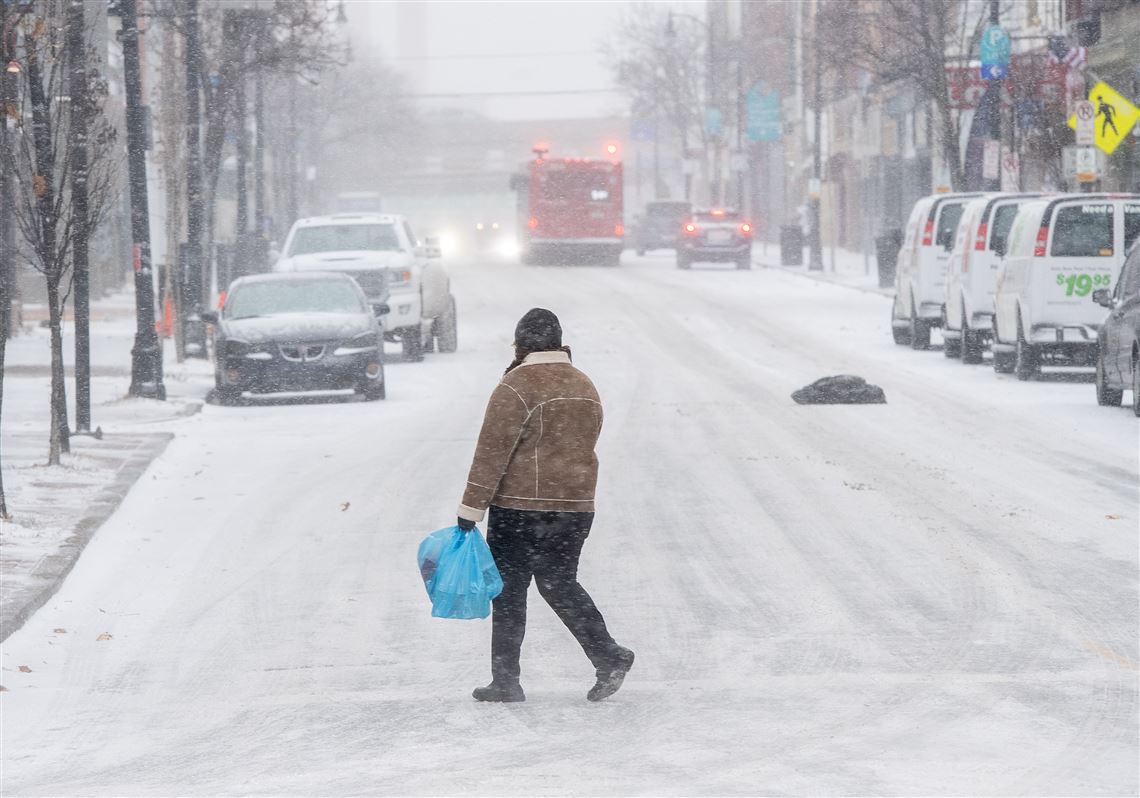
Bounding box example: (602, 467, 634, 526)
(514, 308, 562, 351)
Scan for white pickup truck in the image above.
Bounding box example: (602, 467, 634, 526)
(274, 214, 457, 361)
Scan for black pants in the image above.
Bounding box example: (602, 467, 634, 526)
(486, 506, 616, 683)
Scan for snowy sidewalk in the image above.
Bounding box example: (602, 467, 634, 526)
(1, 287, 213, 642)
(756, 243, 893, 297)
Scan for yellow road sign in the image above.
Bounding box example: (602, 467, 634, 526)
(1068, 81, 1140, 156)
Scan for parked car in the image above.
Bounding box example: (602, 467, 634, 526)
(1094, 239, 1140, 414)
(992, 194, 1140, 379)
(943, 193, 1045, 363)
(676, 208, 753, 270)
(891, 192, 985, 349)
(202, 273, 387, 404)
(274, 213, 457, 361)
(634, 200, 692, 255)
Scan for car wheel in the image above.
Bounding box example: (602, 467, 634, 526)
(891, 297, 911, 346)
(402, 328, 424, 362)
(1096, 350, 1123, 407)
(962, 308, 984, 365)
(1014, 319, 1037, 381)
(736, 254, 751, 270)
(1132, 355, 1140, 417)
(436, 296, 458, 353)
(635, 248, 646, 257)
(676, 254, 691, 270)
(909, 309, 930, 351)
(215, 385, 240, 406)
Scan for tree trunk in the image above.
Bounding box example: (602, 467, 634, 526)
(26, 31, 69, 462)
(46, 276, 68, 465)
(0, 262, 8, 519)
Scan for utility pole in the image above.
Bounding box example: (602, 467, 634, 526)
(182, 0, 207, 358)
(120, 0, 166, 400)
(808, 1, 823, 271)
(254, 23, 265, 241)
(66, 0, 96, 433)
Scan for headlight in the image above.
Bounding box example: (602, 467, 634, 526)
(387, 268, 413, 288)
(334, 332, 379, 356)
(224, 339, 252, 358)
(225, 339, 272, 360)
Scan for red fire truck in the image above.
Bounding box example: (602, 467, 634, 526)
(511, 147, 624, 266)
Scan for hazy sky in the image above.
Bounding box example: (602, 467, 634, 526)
(343, 0, 704, 121)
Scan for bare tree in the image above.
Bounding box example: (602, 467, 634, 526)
(1, 0, 119, 466)
(602, 3, 708, 191)
(816, 0, 981, 190)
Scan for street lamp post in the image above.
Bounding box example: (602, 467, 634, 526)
(808, 4, 823, 271)
(120, 0, 166, 399)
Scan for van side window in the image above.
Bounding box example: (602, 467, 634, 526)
(989, 204, 1019, 255)
(1124, 205, 1140, 251)
(936, 203, 964, 249)
(1051, 204, 1114, 257)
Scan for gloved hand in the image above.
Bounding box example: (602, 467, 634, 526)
(457, 516, 476, 532)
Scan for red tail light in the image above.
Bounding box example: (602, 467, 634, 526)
(921, 219, 934, 247)
(739, 222, 753, 235)
(1033, 224, 1048, 257)
(614, 224, 624, 236)
(528, 217, 538, 230)
(683, 222, 698, 235)
(974, 222, 987, 251)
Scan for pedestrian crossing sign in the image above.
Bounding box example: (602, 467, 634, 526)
(1067, 81, 1140, 156)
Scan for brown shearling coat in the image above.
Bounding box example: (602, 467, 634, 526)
(458, 351, 602, 522)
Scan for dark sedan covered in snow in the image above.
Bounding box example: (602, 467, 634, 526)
(202, 273, 388, 404)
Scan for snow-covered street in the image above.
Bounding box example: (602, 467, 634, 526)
(2, 253, 1137, 796)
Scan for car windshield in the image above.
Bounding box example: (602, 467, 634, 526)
(1051, 204, 1115, 257)
(225, 280, 365, 319)
(287, 224, 402, 256)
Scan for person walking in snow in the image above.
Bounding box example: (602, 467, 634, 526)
(456, 308, 634, 703)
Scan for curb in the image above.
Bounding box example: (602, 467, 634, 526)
(763, 262, 895, 298)
(0, 432, 174, 643)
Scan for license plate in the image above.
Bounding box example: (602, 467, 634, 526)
(708, 230, 731, 244)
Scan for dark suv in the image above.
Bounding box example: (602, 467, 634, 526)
(1094, 239, 1140, 415)
(634, 201, 692, 255)
(676, 208, 753, 270)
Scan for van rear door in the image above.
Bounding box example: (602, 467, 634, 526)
(1037, 200, 1119, 334)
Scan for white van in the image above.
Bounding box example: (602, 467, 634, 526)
(891, 192, 985, 349)
(943, 194, 1045, 363)
(992, 194, 1140, 379)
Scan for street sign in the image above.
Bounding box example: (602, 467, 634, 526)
(630, 118, 655, 142)
(746, 83, 781, 142)
(1001, 153, 1020, 191)
(979, 24, 1010, 80)
(1074, 100, 1095, 146)
(983, 140, 1000, 180)
(704, 107, 723, 138)
(1067, 81, 1140, 155)
(1075, 146, 1098, 183)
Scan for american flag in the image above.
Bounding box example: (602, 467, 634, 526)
(1048, 35, 1087, 71)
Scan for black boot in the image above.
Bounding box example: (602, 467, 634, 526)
(587, 645, 635, 702)
(472, 680, 526, 703)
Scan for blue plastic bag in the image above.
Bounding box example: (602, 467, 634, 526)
(417, 525, 503, 619)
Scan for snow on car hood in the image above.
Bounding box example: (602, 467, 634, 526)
(222, 312, 374, 344)
(274, 250, 411, 272)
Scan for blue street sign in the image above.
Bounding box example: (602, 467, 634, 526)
(631, 118, 655, 142)
(705, 107, 723, 138)
(746, 82, 781, 142)
(980, 24, 1010, 80)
